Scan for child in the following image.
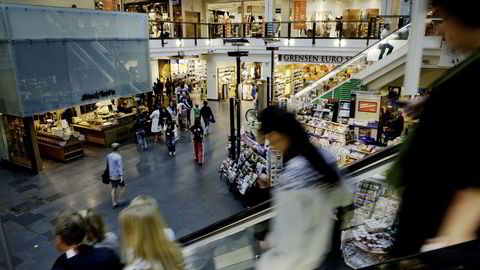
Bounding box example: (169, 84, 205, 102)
(190, 118, 204, 165)
(165, 119, 176, 156)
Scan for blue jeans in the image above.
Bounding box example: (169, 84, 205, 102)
(136, 130, 147, 150)
(166, 136, 176, 152)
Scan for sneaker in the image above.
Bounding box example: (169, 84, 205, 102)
(173, 152, 176, 156)
(169, 152, 172, 156)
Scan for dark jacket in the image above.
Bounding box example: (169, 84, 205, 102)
(165, 122, 176, 138)
(200, 106, 214, 120)
(51, 245, 122, 270)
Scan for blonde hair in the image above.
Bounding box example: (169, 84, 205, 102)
(119, 205, 184, 270)
(79, 209, 106, 245)
(130, 195, 159, 209)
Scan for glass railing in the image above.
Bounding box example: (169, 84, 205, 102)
(148, 16, 410, 44)
(288, 19, 442, 111)
(0, 218, 14, 270)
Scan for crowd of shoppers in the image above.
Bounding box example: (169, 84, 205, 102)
(51, 196, 184, 270)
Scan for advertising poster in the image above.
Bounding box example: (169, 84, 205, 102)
(293, 0, 306, 29)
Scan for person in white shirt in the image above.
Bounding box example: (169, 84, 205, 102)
(379, 24, 394, 60)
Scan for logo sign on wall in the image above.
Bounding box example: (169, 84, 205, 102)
(81, 89, 116, 101)
(278, 54, 353, 64)
(358, 101, 378, 113)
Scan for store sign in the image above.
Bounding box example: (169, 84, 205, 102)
(358, 101, 378, 113)
(278, 54, 353, 64)
(81, 89, 116, 101)
(293, 0, 307, 29)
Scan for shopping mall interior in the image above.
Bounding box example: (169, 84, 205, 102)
(0, 0, 479, 270)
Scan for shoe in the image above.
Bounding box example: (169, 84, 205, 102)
(117, 201, 129, 207)
(199, 163, 203, 166)
(173, 152, 176, 156)
(112, 204, 118, 209)
(169, 152, 172, 156)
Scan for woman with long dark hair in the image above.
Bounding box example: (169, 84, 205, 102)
(256, 107, 351, 270)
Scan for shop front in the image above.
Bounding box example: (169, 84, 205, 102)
(0, 4, 151, 173)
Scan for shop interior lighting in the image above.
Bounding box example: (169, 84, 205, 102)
(176, 39, 184, 47)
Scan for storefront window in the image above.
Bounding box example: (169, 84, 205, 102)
(2, 115, 33, 168)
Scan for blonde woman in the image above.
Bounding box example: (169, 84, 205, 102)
(129, 195, 175, 241)
(119, 204, 184, 270)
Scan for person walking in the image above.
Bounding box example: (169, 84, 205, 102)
(256, 107, 351, 270)
(185, 95, 193, 126)
(167, 101, 177, 124)
(190, 118, 204, 165)
(388, 0, 480, 257)
(133, 114, 148, 150)
(200, 101, 215, 135)
(159, 107, 171, 133)
(177, 101, 187, 130)
(192, 103, 201, 123)
(119, 204, 184, 270)
(378, 24, 394, 60)
(149, 106, 162, 142)
(106, 143, 127, 208)
(51, 210, 122, 270)
(165, 119, 176, 156)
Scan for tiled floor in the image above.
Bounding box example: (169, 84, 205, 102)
(0, 100, 253, 269)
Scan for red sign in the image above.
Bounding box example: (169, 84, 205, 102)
(358, 101, 378, 113)
(293, 0, 307, 29)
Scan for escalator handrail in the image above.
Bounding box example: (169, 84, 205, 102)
(178, 143, 402, 246)
(358, 239, 480, 269)
(294, 23, 411, 99)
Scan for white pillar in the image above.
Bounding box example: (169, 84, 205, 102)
(206, 55, 218, 100)
(264, 0, 274, 22)
(403, 0, 427, 95)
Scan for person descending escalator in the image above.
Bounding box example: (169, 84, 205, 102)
(388, 0, 480, 258)
(256, 107, 352, 270)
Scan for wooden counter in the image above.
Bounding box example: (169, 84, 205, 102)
(36, 132, 85, 162)
(72, 118, 134, 146)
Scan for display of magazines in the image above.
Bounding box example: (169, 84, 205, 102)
(342, 171, 401, 269)
(219, 134, 282, 197)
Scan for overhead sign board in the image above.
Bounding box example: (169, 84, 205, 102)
(278, 54, 353, 64)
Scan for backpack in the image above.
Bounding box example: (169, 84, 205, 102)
(192, 127, 203, 141)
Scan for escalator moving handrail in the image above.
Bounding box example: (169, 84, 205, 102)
(358, 239, 480, 269)
(178, 144, 402, 246)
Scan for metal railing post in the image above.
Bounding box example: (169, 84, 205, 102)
(288, 22, 291, 40)
(339, 21, 344, 40)
(264, 22, 268, 38)
(160, 21, 165, 47)
(194, 23, 197, 46)
(243, 23, 246, 37)
(312, 22, 316, 45)
(223, 24, 226, 38)
(367, 18, 372, 46)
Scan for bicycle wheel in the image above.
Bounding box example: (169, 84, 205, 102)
(245, 108, 258, 122)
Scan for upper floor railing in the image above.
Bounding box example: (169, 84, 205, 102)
(149, 15, 411, 46)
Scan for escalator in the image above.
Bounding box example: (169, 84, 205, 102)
(288, 20, 443, 110)
(179, 144, 479, 270)
(179, 145, 400, 270)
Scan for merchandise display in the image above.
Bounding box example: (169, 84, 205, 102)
(342, 171, 400, 269)
(274, 64, 335, 101)
(218, 67, 237, 99)
(3, 115, 33, 167)
(35, 110, 85, 162)
(220, 134, 282, 197)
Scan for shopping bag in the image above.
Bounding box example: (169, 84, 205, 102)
(101, 163, 110, 184)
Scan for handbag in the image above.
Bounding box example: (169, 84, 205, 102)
(210, 116, 216, 123)
(101, 162, 110, 184)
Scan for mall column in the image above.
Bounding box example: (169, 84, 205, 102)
(404, 0, 427, 95)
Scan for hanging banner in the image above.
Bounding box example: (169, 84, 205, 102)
(293, 0, 306, 29)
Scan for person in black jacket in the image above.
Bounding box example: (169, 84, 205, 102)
(51, 210, 122, 270)
(200, 101, 215, 135)
(165, 118, 176, 156)
(133, 114, 148, 151)
(388, 0, 480, 257)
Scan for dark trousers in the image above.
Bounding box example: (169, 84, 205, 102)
(135, 130, 147, 149)
(166, 136, 176, 152)
(379, 43, 394, 60)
